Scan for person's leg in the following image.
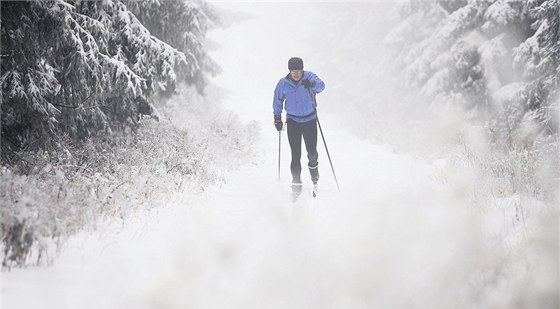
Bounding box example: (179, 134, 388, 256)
(287, 119, 303, 190)
(302, 118, 319, 184)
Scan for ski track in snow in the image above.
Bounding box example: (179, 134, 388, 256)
(2, 128, 475, 309)
(2, 3, 480, 308)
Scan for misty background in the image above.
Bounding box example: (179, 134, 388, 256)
(1, 1, 558, 308)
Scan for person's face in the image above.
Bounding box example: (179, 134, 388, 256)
(290, 70, 303, 81)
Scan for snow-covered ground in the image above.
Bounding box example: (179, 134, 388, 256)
(1, 125, 473, 308)
(1, 3, 555, 309)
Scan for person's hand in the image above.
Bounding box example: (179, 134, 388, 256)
(274, 115, 283, 131)
(302, 79, 315, 89)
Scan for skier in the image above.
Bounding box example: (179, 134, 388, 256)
(273, 57, 325, 200)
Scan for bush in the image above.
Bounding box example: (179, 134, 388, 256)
(0, 93, 259, 268)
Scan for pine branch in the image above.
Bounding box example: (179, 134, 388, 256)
(51, 103, 109, 110)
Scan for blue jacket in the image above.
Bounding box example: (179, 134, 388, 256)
(273, 71, 325, 123)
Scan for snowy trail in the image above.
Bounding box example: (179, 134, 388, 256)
(2, 127, 474, 308)
(2, 3, 479, 309)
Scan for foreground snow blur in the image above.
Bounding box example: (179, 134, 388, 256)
(2, 2, 557, 309)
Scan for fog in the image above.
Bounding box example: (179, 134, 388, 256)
(208, 1, 464, 154)
(198, 2, 557, 308)
(2, 2, 557, 309)
(208, 2, 396, 123)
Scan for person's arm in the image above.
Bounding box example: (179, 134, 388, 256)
(273, 80, 285, 116)
(273, 80, 285, 131)
(303, 72, 325, 93)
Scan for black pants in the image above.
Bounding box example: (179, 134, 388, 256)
(287, 118, 319, 184)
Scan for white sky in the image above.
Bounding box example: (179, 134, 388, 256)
(206, 0, 404, 2)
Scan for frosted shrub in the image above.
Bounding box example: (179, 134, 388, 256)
(0, 107, 258, 268)
(376, 0, 560, 203)
(0, 168, 51, 268)
(486, 133, 559, 202)
(0, 0, 249, 269)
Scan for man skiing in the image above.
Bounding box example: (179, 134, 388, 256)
(273, 57, 325, 200)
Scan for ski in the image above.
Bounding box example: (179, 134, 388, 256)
(290, 183, 318, 202)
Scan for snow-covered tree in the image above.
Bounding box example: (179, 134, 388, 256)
(1, 0, 215, 162)
(384, 0, 559, 148)
(1, 1, 67, 152)
(125, 0, 220, 95)
(311, 0, 557, 201)
(0, 0, 219, 265)
(510, 0, 559, 142)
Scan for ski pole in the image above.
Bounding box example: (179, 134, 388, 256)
(317, 115, 340, 191)
(308, 90, 340, 191)
(278, 130, 281, 181)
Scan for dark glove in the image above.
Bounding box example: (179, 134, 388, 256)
(302, 79, 315, 89)
(274, 115, 283, 131)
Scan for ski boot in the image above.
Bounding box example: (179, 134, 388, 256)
(292, 181, 302, 202)
(310, 166, 319, 198)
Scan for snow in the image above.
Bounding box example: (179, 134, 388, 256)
(55, 0, 75, 11)
(1, 2, 556, 309)
(484, 0, 521, 27)
(1, 127, 475, 308)
(492, 82, 526, 108)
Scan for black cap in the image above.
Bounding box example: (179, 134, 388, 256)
(288, 57, 303, 70)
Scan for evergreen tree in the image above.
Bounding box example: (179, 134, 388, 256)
(126, 0, 220, 95)
(384, 0, 559, 147)
(1, 0, 216, 163)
